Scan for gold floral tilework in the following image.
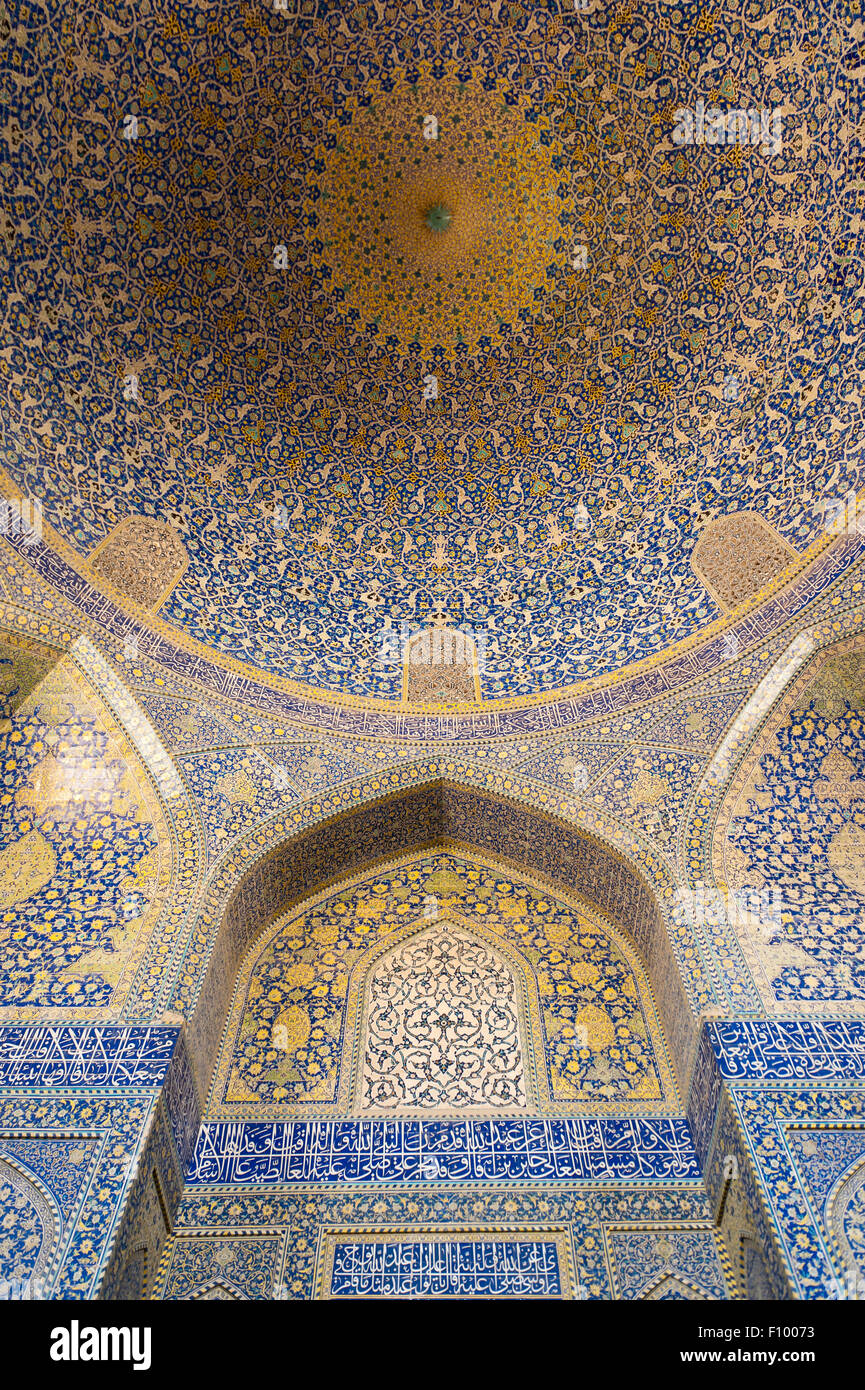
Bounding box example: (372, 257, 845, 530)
(207, 849, 678, 1119)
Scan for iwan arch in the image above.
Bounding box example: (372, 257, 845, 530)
(108, 778, 719, 1300)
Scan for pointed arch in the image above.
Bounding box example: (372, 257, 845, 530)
(641, 1273, 712, 1300)
(190, 1280, 245, 1301)
(825, 1152, 865, 1283)
(202, 840, 679, 1121)
(0, 622, 199, 1019)
(0, 1153, 61, 1294)
(691, 511, 796, 613)
(180, 775, 693, 1114)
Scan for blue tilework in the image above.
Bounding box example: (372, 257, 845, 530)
(707, 1020, 865, 1083)
(328, 1238, 561, 1298)
(0, 1027, 180, 1088)
(187, 1117, 702, 1185)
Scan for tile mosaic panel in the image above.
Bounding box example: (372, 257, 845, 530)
(187, 1117, 702, 1186)
(710, 631, 865, 1009)
(157, 1185, 721, 1301)
(605, 1225, 728, 1301)
(0, 655, 174, 1014)
(0, 1093, 157, 1298)
(0, 1026, 180, 1088)
(321, 1233, 566, 1299)
(208, 851, 676, 1119)
(727, 1088, 865, 1299)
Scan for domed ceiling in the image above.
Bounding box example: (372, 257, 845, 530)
(0, 0, 863, 703)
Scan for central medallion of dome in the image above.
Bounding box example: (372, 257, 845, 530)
(424, 202, 453, 234)
(308, 69, 570, 358)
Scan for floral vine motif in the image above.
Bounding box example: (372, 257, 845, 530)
(360, 924, 528, 1112)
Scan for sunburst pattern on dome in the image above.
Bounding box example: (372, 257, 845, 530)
(310, 70, 570, 356)
(0, 0, 863, 703)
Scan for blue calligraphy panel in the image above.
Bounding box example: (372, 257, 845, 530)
(329, 1239, 561, 1297)
(186, 1117, 702, 1185)
(707, 1020, 865, 1082)
(0, 1026, 180, 1087)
